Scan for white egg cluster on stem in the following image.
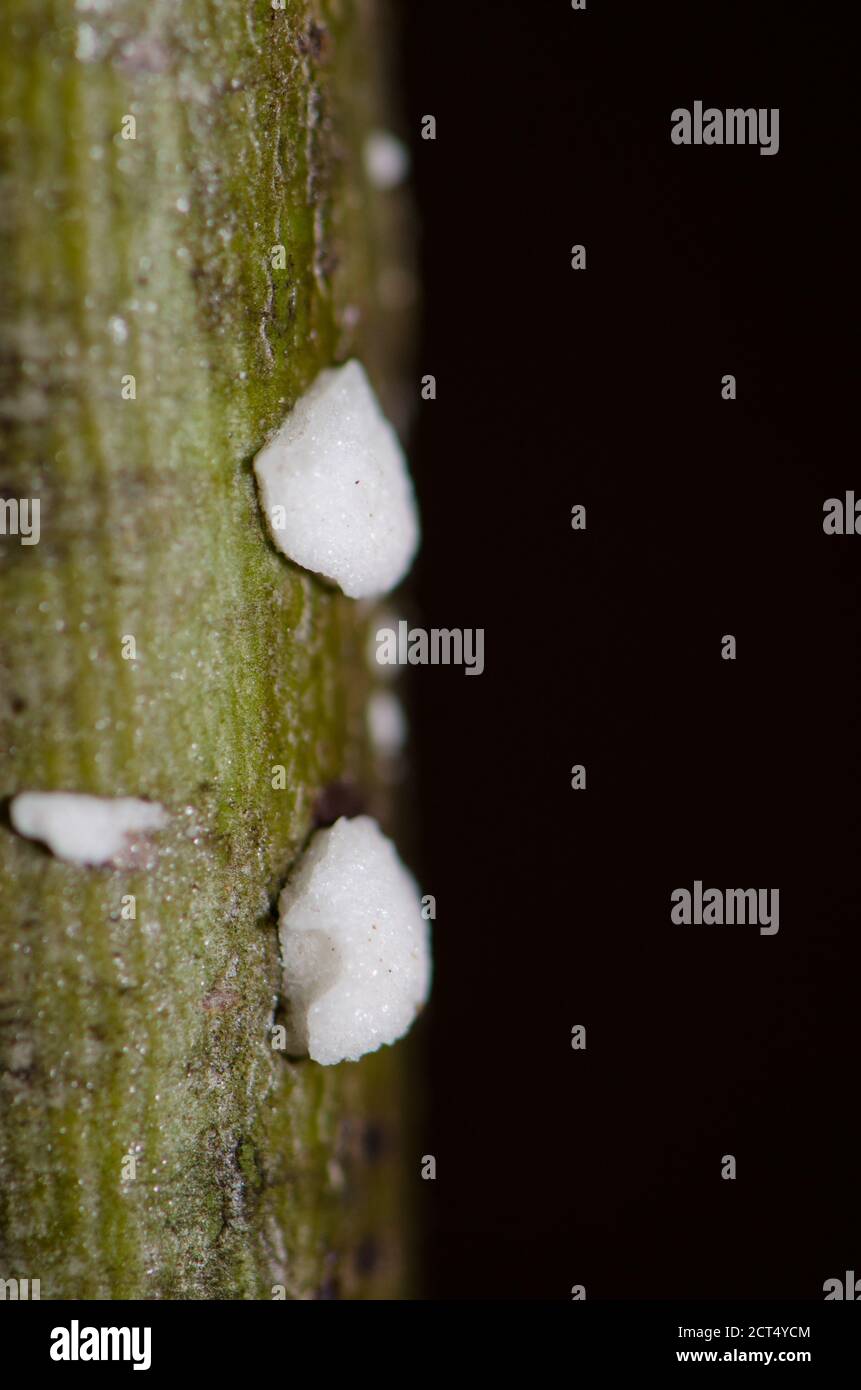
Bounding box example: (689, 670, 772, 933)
(253, 359, 420, 600)
(278, 816, 431, 1066)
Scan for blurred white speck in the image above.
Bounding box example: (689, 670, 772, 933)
(367, 689, 407, 757)
(76, 24, 98, 61)
(108, 315, 128, 345)
(363, 130, 410, 190)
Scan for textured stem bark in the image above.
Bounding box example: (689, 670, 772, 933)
(0, 0, 417, 1299)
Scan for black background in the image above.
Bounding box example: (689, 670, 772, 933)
(401, 0, 859, 1299)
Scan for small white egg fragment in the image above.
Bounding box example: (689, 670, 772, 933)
(363, 130, 411, 190)
(10, 791, 168, 866)
(278, 815, 431, 1066)
(253, 360, 420, 600)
